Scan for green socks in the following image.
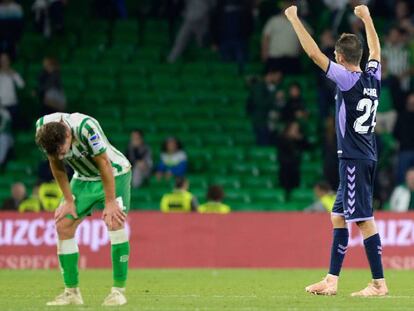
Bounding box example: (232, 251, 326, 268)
(57, 239, 79, 288)
(57, 229, 129, 289)
(109, 229, 130, 288)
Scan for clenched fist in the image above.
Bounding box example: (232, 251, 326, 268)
(285, 5, 298, 21)
(354, 5, 371, 21)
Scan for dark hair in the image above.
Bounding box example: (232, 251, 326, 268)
(335, 33, 363, 66)
(161, 137, 183, 152)
(175, 177, 187, 188)
(206, 185, 225, 202)
(314, 181, 332, 192)
(35, 122, 68, 155)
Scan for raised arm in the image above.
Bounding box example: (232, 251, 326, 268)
(354, 5, 380, 62)
(285, 6, 329, 72)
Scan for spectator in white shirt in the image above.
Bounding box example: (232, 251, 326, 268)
(261, 0, 311, 74)
(390, 167, 414, 212)
(0, 53, 24, 128)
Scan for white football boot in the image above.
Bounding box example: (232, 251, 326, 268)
(46, 288, 84, 306)
(102, 287, 127, 306)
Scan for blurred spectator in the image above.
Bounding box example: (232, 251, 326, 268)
(261, 0, 310, 74)
(167, 0, 215, 63)
(246, 68, 283, 145)
(322, 116, 339, 189)
(0, 108, 13, 169)
(0, 53, 24, 128)
(156, 137, 188, 180)
(0, 0, 23, 59)
(1, 182, 26, 211)
(393, 93, 414, 184)
(37, 159, 54, 183)
(160, 177, 198, 212)
(198, 185, 231, 214)
(126, 129, 153, 188)
(317, 30, 336, 119)
(36, 57, 66, 115)
(376, 59, 397, 133)
(277, 121, 310, 200)
(18, 184, 41, 212)
(394, 0, 412, 30)
(32, 0, 66, 38)
(38, 181, 62, 211)
(167, 0, 184, 44)
(93, 0, 127, 20)
(304, 181, 336, 212)
(281, 82, 308, 122)
(323, 0, 370, 35)
(37, 159, 73, 183)
(382, 27, 411, 91)
(390, 167, 414, 212)
(49, 0, 66, 35)
(373, 131, 395, 210)
(211, 0, 254, 73)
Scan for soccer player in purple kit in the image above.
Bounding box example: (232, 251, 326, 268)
(285, 5, 388, 296)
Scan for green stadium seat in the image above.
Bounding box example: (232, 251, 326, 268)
(88, 77, 116, 91)
(215, 147, 246, 161)
(249, 148, 276, 162)
(250, 188, 284, 204)
(232, 163, 258, 176)
(229, 202, 256, 211)
(256, 163, 279, 177)
(64, 77, 85, 91)
(120, 75, 150, 91)
(243, 177, 274, 189)
(290, 188, 315, 206)
(280, 201, 307, 211)
(225, 189, 250, 203)
(131, 200, 159, 210)
(202, 135, 233, 147)
(210, 176, 241, 189)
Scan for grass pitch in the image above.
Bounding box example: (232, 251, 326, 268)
(0, 269, 413, 310)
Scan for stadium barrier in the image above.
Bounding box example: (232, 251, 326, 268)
(0, 212, 414, 269)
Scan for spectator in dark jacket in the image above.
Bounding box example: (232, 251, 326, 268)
(211, 0, 254, 73)
(126, 129, 153, 188)
(156, 137, 188, 180)
(393, 92, 414, 184)
(36, 57, 65, 115)
(0, 0, 23, 59)
(281, 82, 308, 122)
(317, 30, 336, 119)
(277, 121, 310, 200)
(1, 182, 26, 211)
(322, 115, 339, 189)
(246, 68, 283, 145)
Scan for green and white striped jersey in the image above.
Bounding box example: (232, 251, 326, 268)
(36, 112, 131, 181)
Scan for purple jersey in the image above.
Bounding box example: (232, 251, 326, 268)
(326, 59, 381, 161)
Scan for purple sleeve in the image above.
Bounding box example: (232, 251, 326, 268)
(365, 59, 381, 81)
(326, 61, 361, 91)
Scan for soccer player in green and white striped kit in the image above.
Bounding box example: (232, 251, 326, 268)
(35, 112, 131, 306)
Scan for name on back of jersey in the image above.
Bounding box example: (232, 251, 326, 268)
(363, 88, 377, 97)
